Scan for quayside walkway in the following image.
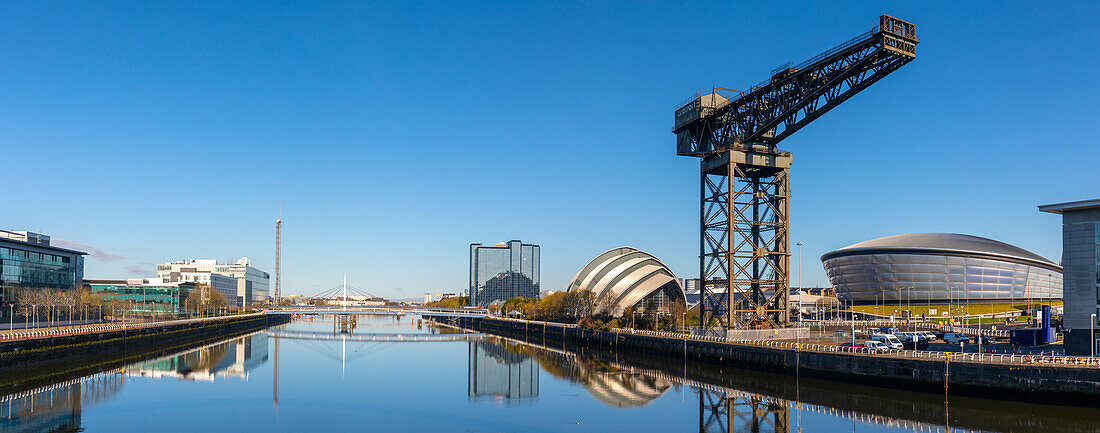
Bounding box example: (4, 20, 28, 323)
(0, 313, 267, 343)
(436, 316, 1100, 404)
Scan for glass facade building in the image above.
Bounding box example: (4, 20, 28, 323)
(822, 233, 1062, 304)
(0, 230, 86, 314)
(86, 280, 194, 313)
(469, 240, 539, 306)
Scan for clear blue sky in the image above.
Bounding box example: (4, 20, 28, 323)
(2, 1, 1097, 299)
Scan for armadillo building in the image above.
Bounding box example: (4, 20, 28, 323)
(567, 247, 686, 315)
(822, 233, 1062, 304)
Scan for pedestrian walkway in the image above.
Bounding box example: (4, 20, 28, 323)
(0, 319, 105, 331)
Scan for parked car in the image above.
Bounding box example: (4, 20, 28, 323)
(943, 332, 970, 344)
(838, 342, 863, 352)
(863, 340, 889, 353)
(876, 326, 900, 335)
(833, 330, 849, 338)
(976, 335, 995, 345)
(871, 333, 904, 350)
(920, 331, 938, 341)
(898, 333, 929, 350)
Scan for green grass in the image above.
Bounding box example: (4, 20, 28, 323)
(849, 301, 1060, 319)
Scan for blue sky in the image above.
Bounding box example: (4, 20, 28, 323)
(2, 1, 1097, 299)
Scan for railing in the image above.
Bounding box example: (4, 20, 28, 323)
(483, 317, 1097, 368)
(0, 313, 265, 343)
(812, 319, 1011, 338)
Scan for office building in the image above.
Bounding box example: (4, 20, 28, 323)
(469, 240, 540, 306)
(0, 230, 86, 315)
(156, 258, 270, 306)
(86, 278, 195, 313)
(822, 233, 1062, 304)
(1040, 198, 1100, 356)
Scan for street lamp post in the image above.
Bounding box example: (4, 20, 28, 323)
(796, 242, 803, 324)
(1091, 313, 1096, 358)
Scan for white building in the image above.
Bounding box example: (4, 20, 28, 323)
(156, 258, 270, 306)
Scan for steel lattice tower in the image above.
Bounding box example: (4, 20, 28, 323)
(674, 15, 918, 329)
(275, 218, 281, 304)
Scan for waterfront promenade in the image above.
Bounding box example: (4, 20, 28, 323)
(0, 313, 266, 343)
(439, 315, 1100, 405)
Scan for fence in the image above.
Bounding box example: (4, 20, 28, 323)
(0, 313, 265, 343)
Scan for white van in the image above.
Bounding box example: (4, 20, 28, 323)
(943, 332, 970, 344)
(871, 333, 903, 350)
(863, 340, 889, 353)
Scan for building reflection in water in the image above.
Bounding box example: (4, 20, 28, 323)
(0, 332, 269, 433)
(126, 332, 270, 381)
(0, 372, 123, 433)
(467, 340, 539, 402)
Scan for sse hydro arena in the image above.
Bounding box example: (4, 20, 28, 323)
(821, 233, 1062, 304)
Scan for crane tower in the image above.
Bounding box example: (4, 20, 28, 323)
(674, 15, 918, 329)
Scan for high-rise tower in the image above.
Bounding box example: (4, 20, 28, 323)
(275, 218, 281, 305)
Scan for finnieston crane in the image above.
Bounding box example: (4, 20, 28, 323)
(673, 15, 918, 330)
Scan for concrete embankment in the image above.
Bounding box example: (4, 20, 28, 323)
(442, 316, 1100, 406)
(0, 313, 290, 394)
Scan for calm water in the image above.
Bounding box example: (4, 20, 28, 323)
(3, 315, 1099, 433)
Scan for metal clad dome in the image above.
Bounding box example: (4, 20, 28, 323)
(822, 233, 1055, 266)
(568, 247, 685, 315)
(821, 233, 1062, 304)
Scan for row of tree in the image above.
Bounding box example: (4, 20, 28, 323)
(4, 283, 232, 328)
(490, 290, 691, 331)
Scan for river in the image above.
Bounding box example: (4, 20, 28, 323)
(2, 315, 1098, 432)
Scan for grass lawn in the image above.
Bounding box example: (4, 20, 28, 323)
(849, 301, 1061, 320)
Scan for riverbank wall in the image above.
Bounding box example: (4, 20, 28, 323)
(0, 313, 289, 393)
(442, 316, 1100, 406)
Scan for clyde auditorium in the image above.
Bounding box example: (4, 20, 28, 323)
(821, 233, 1062, 304)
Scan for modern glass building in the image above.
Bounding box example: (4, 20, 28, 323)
(86, 279, 195, 313)
(822, 233, 1062, 304)
(469, 240, 540, 306)
(0, 230, 86, 313)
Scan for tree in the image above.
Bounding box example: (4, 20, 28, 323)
(670, 298, 686, 328)
(184, 284, 227, 315)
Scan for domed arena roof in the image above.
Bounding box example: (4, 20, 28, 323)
(567, 247, 685, 314)
(821, 233, 1057, 268)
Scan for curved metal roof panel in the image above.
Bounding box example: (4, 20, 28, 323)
(820, 233, 1057, 268)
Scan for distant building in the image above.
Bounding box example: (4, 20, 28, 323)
(0, 230, 87, 316)
(328, 295, 386, 306)
(424, 293, 432, 304)
(86, 278, 195, 313)
(172, 272, 240, 306)
(156, 258, 270, 306)
(469, 240, 540, 306)
(1040, 198, 1100, 356)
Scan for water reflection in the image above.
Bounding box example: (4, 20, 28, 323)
(467, 341, 538, 402)
(474, 334, 1100, 433)
(126, 333, 269, 381)
(1, 332, 269, 433)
